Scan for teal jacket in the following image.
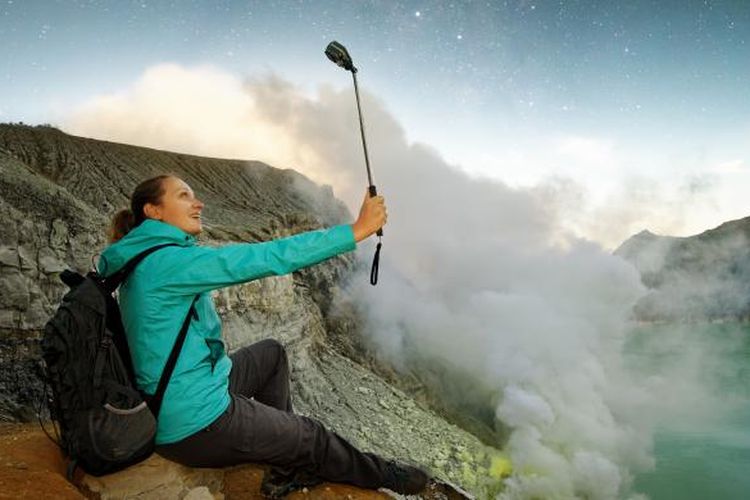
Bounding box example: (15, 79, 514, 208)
(98, 219, 356, 444)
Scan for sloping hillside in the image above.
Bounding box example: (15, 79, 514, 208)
(615, 218, 750, 321)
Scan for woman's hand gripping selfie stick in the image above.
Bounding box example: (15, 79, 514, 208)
(325, 41, 383, 285)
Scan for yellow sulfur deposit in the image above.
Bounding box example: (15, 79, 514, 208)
(489, 455, 513, 478)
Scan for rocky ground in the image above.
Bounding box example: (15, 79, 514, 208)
(0, 422, 392, 499)
(0, 124, 506, 498)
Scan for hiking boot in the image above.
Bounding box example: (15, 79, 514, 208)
(260, 466, 323, 498)
(382, 460, 429, 495)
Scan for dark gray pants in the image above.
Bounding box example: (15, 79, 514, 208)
(156, 338, 390, 489)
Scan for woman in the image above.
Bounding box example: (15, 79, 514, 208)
(97, 174, 428, 496)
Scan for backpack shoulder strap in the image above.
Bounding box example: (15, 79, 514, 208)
(148, 294, 200, 418)
(103, 243, 179, 292)
(100, 241, 197, 418)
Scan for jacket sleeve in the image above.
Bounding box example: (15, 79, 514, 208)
(150, 224, 356, 295)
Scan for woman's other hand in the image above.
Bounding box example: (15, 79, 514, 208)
(352, 190, 387, 242)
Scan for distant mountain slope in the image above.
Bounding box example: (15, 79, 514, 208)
(614, 218, 750, 321)
(0, 124, 349, 240)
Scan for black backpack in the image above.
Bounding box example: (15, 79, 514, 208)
(40, 243, 198, 478)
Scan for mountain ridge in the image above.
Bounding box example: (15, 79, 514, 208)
(615, 215, 750, 321)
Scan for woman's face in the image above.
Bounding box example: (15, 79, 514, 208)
(144, 176, 205, 235)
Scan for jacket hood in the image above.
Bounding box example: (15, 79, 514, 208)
(98, 219, 196, 277)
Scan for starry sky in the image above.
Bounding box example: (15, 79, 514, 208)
(2, 1, 750, 245)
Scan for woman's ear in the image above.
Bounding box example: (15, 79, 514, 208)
(143, 203, 162, 220)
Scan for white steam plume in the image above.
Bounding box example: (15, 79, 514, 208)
(65, 64, 722, 499)
(241, 73, 654, 498)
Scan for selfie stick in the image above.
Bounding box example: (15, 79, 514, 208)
(325, 40, 382, 285)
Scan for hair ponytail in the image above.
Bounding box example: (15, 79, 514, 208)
(107, 174, 172, 243)
(108, 208, 136, 243)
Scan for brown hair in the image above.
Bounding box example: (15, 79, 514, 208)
(108, 175, 173, 242)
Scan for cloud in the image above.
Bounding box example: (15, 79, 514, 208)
(555, 135, 615, 165)
(711, 159, 746, 174)
(65, 63, 738, 251)
(66, 64, 318, 183)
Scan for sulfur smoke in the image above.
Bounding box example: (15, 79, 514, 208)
(239, 73, 651, 499)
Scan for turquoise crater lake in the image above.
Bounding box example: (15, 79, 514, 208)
(627, 323, 750, 500)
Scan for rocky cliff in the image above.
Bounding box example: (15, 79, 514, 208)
(0, 124, 503, 497)
(614, 218, 750, 321)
